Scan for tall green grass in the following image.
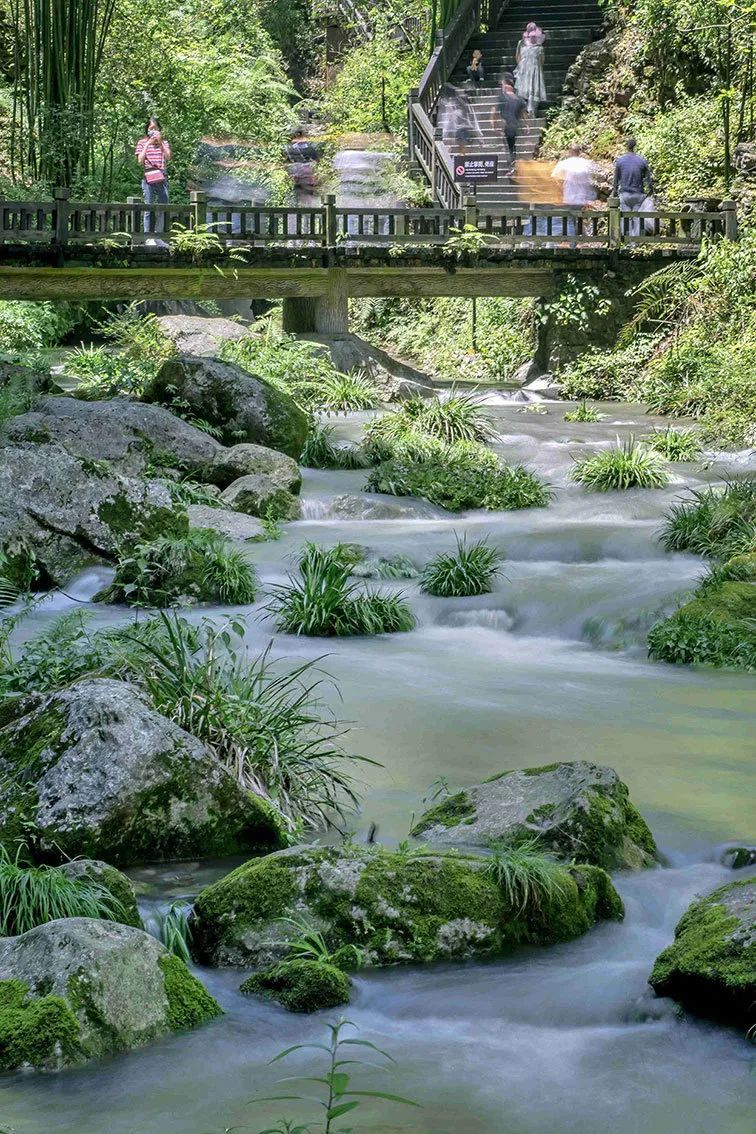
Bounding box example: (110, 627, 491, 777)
(0, 847, 127, 936)
(420, 536, 502, 597)
(365, 388, 496, 446)
(300, 424, 369, 469)
(484, 838, 567, 914)
(570, 437, 669, 491)
(643, 426, 702, 462)
(659, 480, 756, 558)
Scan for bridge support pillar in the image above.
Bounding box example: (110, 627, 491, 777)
(282, 270, 349, 336)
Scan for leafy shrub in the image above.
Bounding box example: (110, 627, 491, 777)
(560, 340, 656, 401)
(318, 371, 382, 413)
(320, 30, 424, 134)
(643, 426, 702, 461)
(0, 846, 126, 936)
(300, 424, 369, 470)
(659, 481, 756, 559)
(366, 390, 496, 446)
(365, 437, 550, 512)
(97, 528, 257, 607)
(268, 543, 416, 637)
(0, 302, 77, 352)
(647, 581, 756, 671)
(420, 536, 502, 597)
(564, 400, 601, 423)
(64, 345, 153, 399)
(570, 437, 669, 491)
(0, 368, 42, 426)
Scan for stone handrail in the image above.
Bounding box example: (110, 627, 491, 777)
(0, 191, 737, 249)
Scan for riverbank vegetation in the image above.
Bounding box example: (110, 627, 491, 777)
(420, 536, 503, 597)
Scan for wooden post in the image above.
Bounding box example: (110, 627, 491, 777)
(190, 190, 208, 232)
(53, 187, 70, 245)
(127, 195, 140, 240)
(432, 126, 443, 200)
(323, 194, 337, 246)
(607, 196, 621, 249)
(720, 199, 739, 241)
(314, 269, 349, 335)
(465, 195, 478, 230)
(407, 88, 419, 160)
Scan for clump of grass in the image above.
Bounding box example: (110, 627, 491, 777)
(268, 544, 416, 637)
(365, 388, 496, 447)
(300, 423, 369, 469)
(570, 436, 669, 491)
(64, 344, 153, 399)
(123, 614, 370, 832)
(366, 437, 550, 512)
(274, 915, 364, 970)
(643, 426, 702, 462)
(159, 901, 193, 963)
(97, 528, 257, 607)
(420, 535, 502, 597)
(0, 847, 126, 936)
(564, 400, 601, 423)
(318, 371, 382, 413)
(659, 480, 756, 558)
(484, 838, 567, 914)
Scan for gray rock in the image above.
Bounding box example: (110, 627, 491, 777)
(0, 678, 286, 865)
(719, 844, 756, 870)
(186, 504, 265, 542)
(56, 859, 142, 927)
(294, 332, 435, 400)
(146, 356, 308, 457)
(0, 918, 221, 1070)
(221, 474, 302, 521)
(411, 761, 658, 871)
(5, 395, 222, 477)
(156, 315, 250, 357)
(649, 878, 755, 1030)
(509, 360, 543, 387)
(192, 843, 623, 968)
(0, 441, 180, 583)
(327, 492, 447, 520)
(206, 442, 301, 492)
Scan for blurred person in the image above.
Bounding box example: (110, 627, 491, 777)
(613, 137, 653, 238)
(491, 73, 526, 174)
(551, 142, 596, 235)
(515, 22, 546, 116)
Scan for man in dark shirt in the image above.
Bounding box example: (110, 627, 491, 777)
(491, 73, 526, 174)
(613, 137, 653, 236)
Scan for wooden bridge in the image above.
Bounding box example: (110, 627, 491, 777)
(0, 191, 737, 325)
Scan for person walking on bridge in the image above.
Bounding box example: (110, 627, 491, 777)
(613, 137, 653, 238)
(492, 74, 526, 176)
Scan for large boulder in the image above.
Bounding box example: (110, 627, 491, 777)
(146, 356, 308, 457)
(0, 441, 181, 584)
(56, 859, 142, 928)
(411, 762, 658, 871)
(5, 395, 222, 477)
(156, 315, 250, 357)
(191, 844, 623, 968)
(186, 503, 265, 542)
(0, 679, 287, 866)
(0, 918, 220, 1071)
(220, 474, 302, 521)
(649, 879, 755, 1031)
(205, 442, 302, 493)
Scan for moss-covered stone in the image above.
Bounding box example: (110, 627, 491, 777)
(411, 761, 658, 871)
(240, 959, 351, 1013)
(649, 878, 755, 1030)
(191, 844, 624, 969)
(0, 979, 80, 1071)
(56, 860, 142, 929)
(648, 580, 756, 671)
(158, 954, 222, 1031)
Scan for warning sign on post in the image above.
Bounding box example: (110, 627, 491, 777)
(453, 155, 499, 182)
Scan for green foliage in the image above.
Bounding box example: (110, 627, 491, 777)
(625, 95, 724, 204)
(98, 528, 257, 607)
(538, 276, 612, 329)
(300, 425, 369, 470)
(125, 614, 367, 833)
(241, 958, 351, 1014)
(169, 222, 227, 262)
(0, 301, 75, 352)
(560, 339, 657, 401)
(64, 345, 153, 400)
(659, 481, 756, 559)
(269, 544, 416, 637)
(318, 372, 382, 414)
(570, 437, 669, 491)
(159, 902, 193, 963)
(446, 225, 498, 259)
(365, 436, 551, 512)
(366, 390, 496, 446)
(320, 30, 424, 134)
(484, 838, 568, 915)
(352, 296, 535, 384)
(0, 846, 126, 936)
(420, 536, 502, 598)
(643, 426, 702, 461)
(250, 1018, 419, 1132)
(564, 400, 601, 423)
(274, 915, 364, 970)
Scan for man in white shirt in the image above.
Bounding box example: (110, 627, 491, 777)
(551, 143, 596, 236)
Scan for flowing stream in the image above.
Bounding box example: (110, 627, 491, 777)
(4, 398, 755, 1133)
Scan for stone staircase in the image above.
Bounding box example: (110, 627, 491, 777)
(446, 0, 604, 206)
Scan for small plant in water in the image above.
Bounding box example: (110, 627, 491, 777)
(318, 372, 382, 414)
(564, 400, 601, 423)
(570, 436, 669, 491)
(300, 424, 368, 470)
(420, 535, 502, 598)
(642, 426, 702, 462)
(159, 901, 193, 963)
(659, 480, 756, 558)
(0, 846, 126, 936)
(251, 1018, 419, 1133)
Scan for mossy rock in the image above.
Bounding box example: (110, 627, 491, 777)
(0, 678, 287, 866)
(411, 761, 658, 871)
(648, 580, 756, 671)
(56, 859, 143, 928)
(205, 442, 302, 493)
(220, 474, 301, 521)
(191, 844, 623, 968)
(240, 959, 351, 1013)
(0, 918, 221, 1071)
(649, 878, 755, 1031)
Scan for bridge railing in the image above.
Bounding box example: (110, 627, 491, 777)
(0, 191, 736, 251)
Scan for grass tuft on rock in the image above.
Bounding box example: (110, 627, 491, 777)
(570, 437, 669, 491)
(421, 535, 502, 597)
(564, 400, 601, 423)
(268, 543, 416, 637)
(97, 528, 257, 607)
(484, 838, 568, 914)
(643, 426, 702, 462)
(365, 388, 496, 446)
(300, 423, 369, 469)
(0, 846, 127, 936)
(659, 480, 756, 558)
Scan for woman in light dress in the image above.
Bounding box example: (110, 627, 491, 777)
(515, 22, 547, 116)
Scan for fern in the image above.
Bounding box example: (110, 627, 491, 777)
(619, 260, 704, 346)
